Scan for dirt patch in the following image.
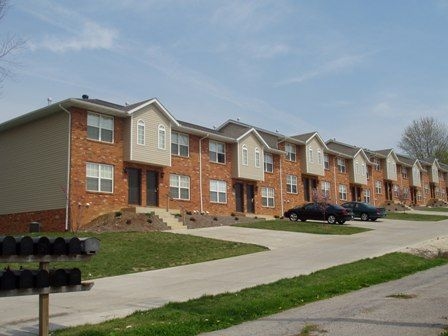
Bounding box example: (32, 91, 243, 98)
(401, 236, 448, 259)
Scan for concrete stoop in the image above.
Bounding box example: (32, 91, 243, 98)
(135, 207, 187, 230)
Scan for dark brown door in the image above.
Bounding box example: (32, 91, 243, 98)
(146, 171, 159, 206)
(246, 184, 255, 213)
(127, 168, 141, 205)
(235, 183, 244, 212)
(303, 178, 311, 202)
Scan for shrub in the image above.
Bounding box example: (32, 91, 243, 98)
(190, 217, 196, 222)
(114, 211, 122, 218)
(213, 217, 218, 221)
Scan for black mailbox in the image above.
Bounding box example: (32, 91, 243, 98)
(33, 236, 51, 255)
(17, 236, 33, 256)
(0, 236, 16, 256)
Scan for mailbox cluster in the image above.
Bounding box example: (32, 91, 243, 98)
(0, 236, 100, 292)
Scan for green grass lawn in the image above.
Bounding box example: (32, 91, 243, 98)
(54, 252, 447, 336)
(234, 220, 371, 235)
(0, 232, 267, 280)
(417, 207, 448, 212)
(386, 212, 448, 221)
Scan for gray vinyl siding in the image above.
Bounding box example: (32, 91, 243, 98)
(0, 112, 69, 214)
(125, 105, 171, 166)
(233, 134, 264, 181)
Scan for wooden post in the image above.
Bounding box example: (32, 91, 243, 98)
(39, 261, 49, 336)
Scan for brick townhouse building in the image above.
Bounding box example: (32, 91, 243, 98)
(0, 96, 448, 232)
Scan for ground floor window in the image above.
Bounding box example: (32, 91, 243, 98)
(338, 184, 347, 201)
(210, 180, 227, 203)
(261, 187, 275, 207)
(417, 191, 422, 202)
(363, 189, 371, 203)
(86, 163, 113, 192)
(375, 181, 382, 194)
(170, 174, 190, 200)
(286, 175, 298, 194)
(321, 181, 331, 198)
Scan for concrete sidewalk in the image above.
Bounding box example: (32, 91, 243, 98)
(1, 218, 448, 335)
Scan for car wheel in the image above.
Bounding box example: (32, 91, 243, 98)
(360, 213, 369, 221)
(371, 218, 378, 222)
(338, 220, 346, 225)
(327, 215, 336, 224)
(289, 213, 298, 221)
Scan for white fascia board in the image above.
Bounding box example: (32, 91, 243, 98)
(127, 98, 180, 126)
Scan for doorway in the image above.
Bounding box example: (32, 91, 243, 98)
(127, 168, 141, 205)
(146, 171, 159, 206)
(234, 183, 244, 212)
(246, 184, 255, 213)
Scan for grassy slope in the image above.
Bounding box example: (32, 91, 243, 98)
(386, 212, 448, 221)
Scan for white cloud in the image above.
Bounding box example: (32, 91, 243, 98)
(31, 21, 118, 53)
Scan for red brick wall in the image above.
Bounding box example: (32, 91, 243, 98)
(0, 208, 66, 234)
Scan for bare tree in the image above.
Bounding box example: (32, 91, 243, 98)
(0, 0, 25, 87)
(398, 117, 448, 162)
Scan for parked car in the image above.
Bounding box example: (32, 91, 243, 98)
(341, 201, 386, 221)
(284, 203, 353, 225)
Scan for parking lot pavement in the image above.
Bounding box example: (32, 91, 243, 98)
(2, 218, 448, 335)
(200, 263, 448, 336)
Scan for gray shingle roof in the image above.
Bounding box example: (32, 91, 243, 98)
(326, 140, 360, 157)
(291, 131, 317, 143)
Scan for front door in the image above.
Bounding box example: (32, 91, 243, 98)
(246, 184, 255, 213)
(235, 183, 244, 212)
(146, 171, 159, 206)
(127, 168, 141, 205)
(303, 178, 311, 202)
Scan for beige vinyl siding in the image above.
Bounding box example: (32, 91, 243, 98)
(233, 134, 264, 181)
(430, 164, 439, 184)
(351, 153, 368, 185)
(411, 165, 422, 187)
(126, 105, 171, 166)
(385, 155, 398, 181)
(0, 111, 69, 214)
(300, 138, 324, 176)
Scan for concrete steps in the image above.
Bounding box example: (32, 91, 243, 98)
(135, 207, 187, 230)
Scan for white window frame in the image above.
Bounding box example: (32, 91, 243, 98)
(321, 181, 331, 198)
(209, 140, 226, 164)
(261, 187, 275, 207)
(308, 147, 314, 163)
(264, 153, 273, 173)
(158, 125, 166, 150)
(324, 154, 330, 170)
(86, 163, 114, 193)
(242, 145, 248, 166)
(374, 158, 381, 171)
(255, 147, 261, 168)
(338, 184, 347, 201)
(137, 119, 145, 145)
(286, 175, 298, 194)
(375, 181, 382, 194)
(171, 131, 189, 157)
(401, 167, 408, 179)
(362, 163, 366, 176)
(210, 180, 227, 204)
(318, 150, 322, 165)
(170, 174, 190, 200)
(337, 158, 346, 173)
(285, 143, 296, 162)
(87, 112, 114, 143)
(364, 189, 371, 203)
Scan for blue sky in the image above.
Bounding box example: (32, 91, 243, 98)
(1, 0, 448, 150)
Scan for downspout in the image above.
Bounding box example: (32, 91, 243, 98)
(279, 154, 284, 216)
(199, 134, 210, 213)
(333, 157, 337, 203)
(59, 104, 71, 231)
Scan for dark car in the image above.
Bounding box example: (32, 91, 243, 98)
(284, 203, 353, 225)
(341, 201, 386, 221)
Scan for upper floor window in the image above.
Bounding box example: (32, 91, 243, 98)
(170, 174, 190, 200)
(242, 145, 248, 166)
(137, 120, 145, 145)
(286, 175, 298, 194)
(285, 143, 296, 162)
(210, 180, 227, 203)
(337, 158, 346, 173)
(355, 161, 359, 175)
(373, 158, 381, 171)
(324, 154, 330, 170)
(308, 147, 313, 163)
(401, 167, 408, 179)
(261, 187, 275, 207)
(361, 163, 366, 176)
(264, 153, 273, 173)
(87, 113, 114, 143)
(171, 132, 189, 157)
(255, 148, 261, 168)
(158, 125, 166, 150)
(318, 150, 322, 165)
(86, 163, 113, 193)
(209, 141, 226, 164)
(366, 166, 371, 180)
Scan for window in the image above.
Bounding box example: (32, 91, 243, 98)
(86, 163, 113, 193)
(210, 180, 227, 203)
(324, 154, 330, 170)
(355, 161, 359, 175)
(364, 189, 371, 203)
(261, 187, 275, 207)
(255, 148, 261, 168)
(417, 191, 422, 202)
(264, 153, 273, 173)
(362, 163, 366, 176)
(209, 141, 226, 163)
(137, 120, 145, 145)
(401, 167, 408, 179)
(318, 150, 322, 165)
(375, 181, 382, 194)
(424, 184, 430, 195)
(435, 187, 440, 197)
(393, 184, 399, 197)
(337, 158, 346, 173)
(366, 167, 370, 180)
(308, 147, 313, 163)
(373, 158, 381, 171)
(242, 145, 248, 165)
(87, 113, 113, 143)
(158, 125, 166, 149)
(170, 174, 190, 200)
(286, 175, 298, 194)
(321, 181, 331, 198)
(338, 184, 347, 200)
(285, 143, 296, 162)
(171, 132, 189, 157)
(388, 160, 396, 174)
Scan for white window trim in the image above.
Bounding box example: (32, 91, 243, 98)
(171, 131, 190, 157)
(308, 147, 314, 163)
(210, 180, 227, 204)
(264, 153, 274, 173)
(87, 112, 114, 143)
(137, 119, 145, 146)
(170, 174, 190, 200)
(209, 140, 226, 164)
(158, 124, 166, 150)
(261, 187, 275, 208)
(286, 175, 298, 194)
(255, 147, 261, 168)
(338, 184, 347, 201)
(86, 162, 114, 193)
(242, 145, 248, 166)
(285, 143, 296, 162)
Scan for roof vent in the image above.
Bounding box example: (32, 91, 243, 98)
(82, 94, 89, 100)
(125, 102, 129, 106)
(47, 97, 52, 105)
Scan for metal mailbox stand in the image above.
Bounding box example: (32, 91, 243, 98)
(0, 255, 94, 336)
